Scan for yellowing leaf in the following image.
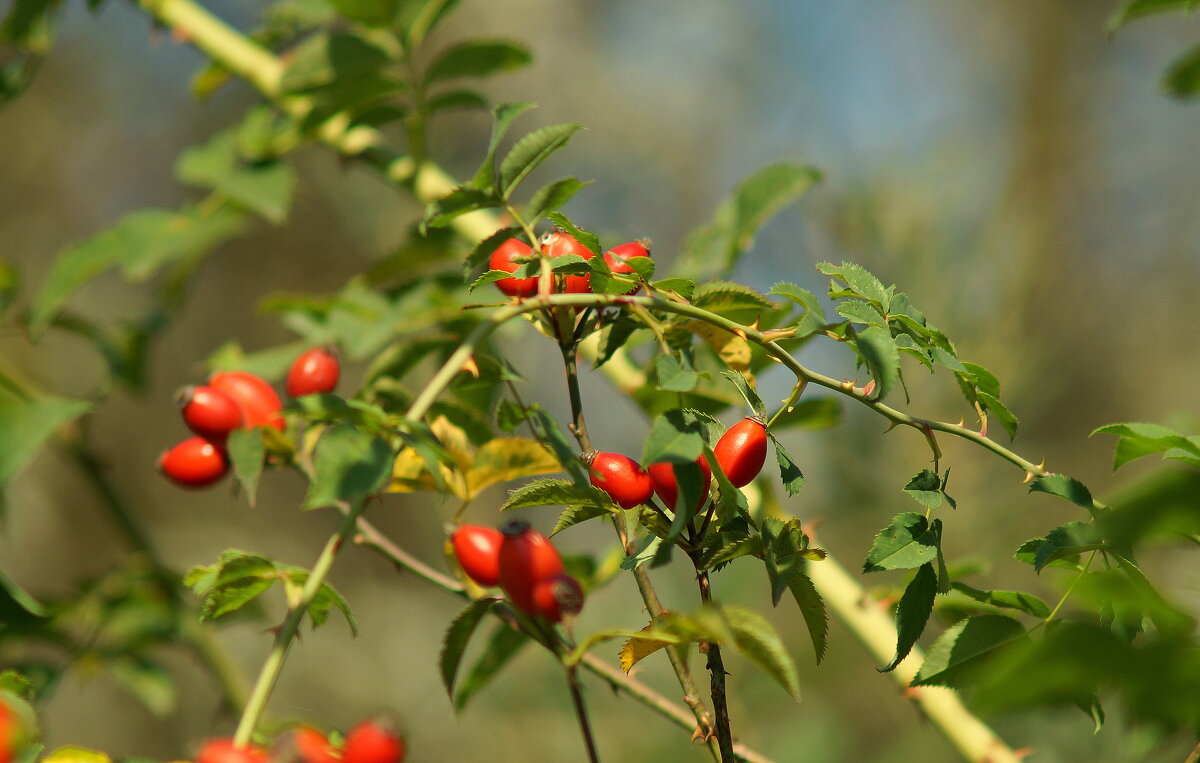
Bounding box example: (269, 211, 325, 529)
(42, 748, 113, 763)
(388, 415, 471, 498)
(467, 438, 560, 499)
(618, 618, 678, 673)
(687, 319, 755, 385)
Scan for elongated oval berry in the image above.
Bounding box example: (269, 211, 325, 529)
(451, 524, 503, 587)
(343, 718, 406, 763)
(287, 346, 340, 397)
(274, 727, 339, 763)
(499, 519, 564, 616)
(158, 437, 228, 488)
(489, 238, 538, 298)
(587, 452, 653, 509)
(209, 370, 284, 431)
(541, 228, 595, 294)
(647, 457, 712, 514)
(197, 738, 269, 763)
(602, 239, 651, 295)
(177, 385, 243, 442)
(531, 573, 584, 623)
(714, 417, 768, 488)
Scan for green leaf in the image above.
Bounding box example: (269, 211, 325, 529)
(1032, 522, 1105, 573)
(427, 88, 488, 113)
(454, 622, 529, 710)
(835, 299, 885, 327)
(279, 32, 391, 93)
(950, 582, 1050, 618)
(621, 532, 662, 570)
(527, 407, 590, 486)
(306, 577, 358, 635)
(788, 573, 828, 663)
(226, 428, 264, 507)
(902, 468, 943, 511)
(854, 325, 900, 401)
(328, 0, 401, 26)
(1029, 474, 1095, 511)
(108, 656, 174, 717)
(641, 409, 708, 465)
(976, 392, 1019, 441)
(816, 261, 890, 307)
(1163, 40, 1200, 98)
(468, 102, 535, 191)
(185, 550, 277, 621)
(176, 133, 295, 224)
(526, 177, 590, 223)
(769, 281, 826, 337)
(864, 513, 941, 573)
(693, 281, 774, 312)
(958, 361, 1001, 398)
(0, 567, 47, 623)
(719, 369, 766, 418)
(423, 187, 498, 229)
(724, 605, 801, 700)
(302, 425, 396, 509)
(497, 122, 585, 200)
(655, 355, 700, 393)
(426, 39, 531, 84)
(881, 562, 939, 672)
(543, 212, 602, 257)
(770, 432, 804, 495)
(1107, 0, 1193, 31)
(551, 504, 611, 536)
(1092, 421, 1200, 470)
(440, 598, 498, 698)
(0, 389, 90, 488)
(912, 614, 1028, 687)
(501, 478, 613, 511)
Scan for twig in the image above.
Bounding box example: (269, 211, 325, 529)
(696, 570, 736, 762)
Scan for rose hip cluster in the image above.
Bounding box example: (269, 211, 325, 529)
(195, 717, 404, 763)
(158, 347, 341, 488)
(489, 228, 650, 298)
(451, 520, 584, 623)
(587, 417, 769, 513)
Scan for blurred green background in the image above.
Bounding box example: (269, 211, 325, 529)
(1, 0, 1199, 760)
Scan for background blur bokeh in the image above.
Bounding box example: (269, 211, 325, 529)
(1, 0, 1199, 760)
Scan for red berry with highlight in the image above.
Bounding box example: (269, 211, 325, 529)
(276, 727, 339, 763)
(531, 573, 584, 623)
(343, 718, 405, 763)
(197, 738, 269, 763)
(714, 417, 768, 488)
(158, 437, 228, 488)
(451, 524, 503, 587)
(499, 520, 564, 616)
(287, 346, 340, 397)
(489, 238, 538, 298)
(541, 228, 595, 294)
(648, 456, 712, 514)
(210, 370, 284, 431)
(177, 385, 243, 442)
(587, 452, 653, 509)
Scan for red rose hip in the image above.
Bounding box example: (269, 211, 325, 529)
(158, 437, 228, 488)
(648, 456, 712, 514)
(540, 228, 595, 294)
(587, 452, 653, 509)
(714, 417, 768, 488)
(209, 370, 284, 431)
(489, 238, 538, 298)
(177, 384, 243, 442)
(287, 346, 340, 397)
(499, 520, 564, 616)
(602, 239, 651, 295)
(531, 573, 584, 623)
(451, 524, 503, 587)
(343, 718, 405, 763)
(196, 738, 269, 763)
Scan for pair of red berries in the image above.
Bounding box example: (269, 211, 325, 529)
(451, 521, 584, 623)
(196, 717, 404, 763)
(158, 347, 341, 488)
(489, 229, 650, 299)
(587, 417, 769, 513)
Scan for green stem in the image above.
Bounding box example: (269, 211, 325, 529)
(565, 663, 601, 763)
(1036, 549, 1099, 629)
(233, 502, 365, 744)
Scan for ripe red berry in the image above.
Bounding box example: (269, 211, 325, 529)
(587, 452, 653, 509)
(209, 370, 284, 431)
(714, 417, 768, 488)
(451, 524, 503, 587)
(648, 457, 712, 514)
(158, 437, 229, 488)
(277, 727, 339, 763)
(196, 738, 269, 763)
(0, 699, 25, 763)
(342, 718, 405, 763)
(287, 346, 341, 397)
(531, 573, 584, 623)
(489, 238, 538, 298)
(177, 385, 243, 442)
(602, 239, 651, 295)
(499, 520, 564, 616)
(540, 228, 595, 294)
